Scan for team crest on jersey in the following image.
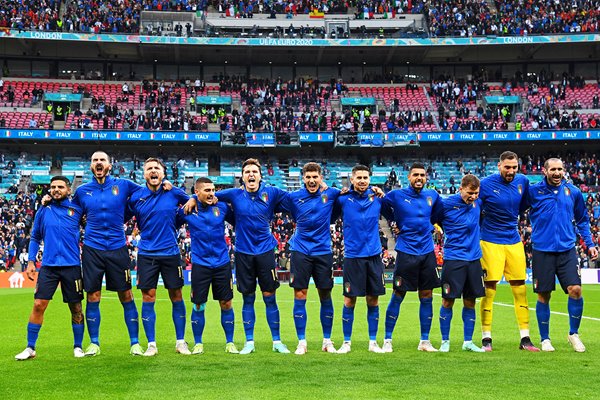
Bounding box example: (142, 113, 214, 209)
(111, 185, 119, 196)
(517, 184, 523, 195)
(261, 192, 269, 202)
(321, 194, 328, 204)
(427, 196, 433, 207)
(344, 282, 351, 293)
(212, 207, 220, 217)
(68, 208, 75, 217)
(368, 194, 375, 202)
(533, 279, 538, 290)
(395, 277, 402, 288)
(290, 273, 295, 284)
(443, 283, 451, 295)
(564, 187, 570, 196)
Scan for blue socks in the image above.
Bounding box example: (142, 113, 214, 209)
(122, 300, 139, 346)
(568, 297, 584, 335)
(293, 298, 307, 340)
(172, 300, 186, 341)
(367, 305, 379, 341)
(72, 323, 84, 348)
(27, 322, 41, 349)
(439, 306, 453, 341)
(263, 294, 281, 341)
(221, 308, 235, 343)
(86, 301, 101, 345)
(385, 293, 404, 340)
(419, 297, 433, 340)
(536, 300, 551, 341)
(191, 304, 205, 344)
(242, 294, 256, 341)
(342, 305, 355, 341)
(462, 307, 476, 342)
(142, 301, 156, 343)
(320, 298, 334, 339)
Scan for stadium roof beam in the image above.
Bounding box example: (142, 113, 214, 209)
(522, 44, 542, 60)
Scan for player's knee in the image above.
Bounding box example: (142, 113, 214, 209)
(442, 298, 454, 308)
(87, 291, 101, 302)
(168, 288, 183, 302)
(317, 289, 331, 301)
(243, 293, 256, 305)
(193, 303, 206, 312)
(220, 300, 232, 310)
(509, 280, 525, 286)
(33, 299, 48, 313)
(366, 296, 379, 307)
(294, 289, 308, 300)
(484, 281, 497, 291)
(344, 297, 356, 308)
(118, 290, 133, 302)
(537, 292, 551, 303)
(418, 290, 433, 299)
(567, 285, 582, 299)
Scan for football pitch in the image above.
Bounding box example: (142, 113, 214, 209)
(2, 284, 600, 400)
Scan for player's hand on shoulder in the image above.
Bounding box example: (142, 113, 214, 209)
(340, 187, 350, 196)
(41, 194, 51, 206)
(320, 181, 329, 191)
(183, 197, 198, 214)
(162, 180, 173, 191)
(371, 186, 385, 198)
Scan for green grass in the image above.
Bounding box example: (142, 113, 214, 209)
(2, 284, 600, 400)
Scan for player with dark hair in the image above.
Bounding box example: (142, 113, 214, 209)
(527, 158, 598, 352)
(177, 177, 238, 354)
(15, 176, 85, 360)
(382, 162, 443, 352)
(186, 158, 290, 354)
(69, 151, 144, 356)
(436, 175, 486, 353)
(128, 158, 191, 356)
(334, 165, 393, 354)
(279, 162, 340, 355)
(479, 151, 538, 352)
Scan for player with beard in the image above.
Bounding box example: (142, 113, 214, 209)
(334, 165, 393, 354)
(527, 158, 597, 352)
(128, 158, 191, 356)
(381, 162, 443, 353)
(478, 151, 538, 352)
(15, 176, 85, 360)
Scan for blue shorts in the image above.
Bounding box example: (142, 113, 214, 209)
(532, 248, 580, 294)
(137, 254, 184, 290)
(191, 263, 233, 304)
(393, 251, 440, 292)
(235, 250, 280, 294)
(342, 255, 385, 298)
(35, 266, 84, 303)
(441, 260, 485, 299)
(290, 251, 334, 290)
(82, 245, 132, 293)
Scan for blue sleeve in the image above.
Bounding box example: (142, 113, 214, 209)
(175, 208, 187, 229)
(216, 188, 239, 203)
(28, 208, 44, 261)
(71, 188, 81, 208)
(277, 191, 293, 214)
(173, 187, 190, 205)
(431, 193, 444, 225)
(125, 179, 143, 197)
(331, 196, 343, 223)
(380, 198, 394, 222)
(225, 204, 236, 227)
(519, 178, 530, 214)
(573, 188, 595, 249)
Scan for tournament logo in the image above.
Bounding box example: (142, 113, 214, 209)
(564, 187, 570, 196)
(344, 282, 351, 293)
(368, 194, 375, 202)
(517, 184, 523, 195)
(321, 194, 328, 204)
(427, 196, 433, 207)
(443, 283, 451, 295)
(261, 192, 269, 202)
(212, 207, 220, 217)
(111, 185, 119, 196)
(67, 208, 75, 217)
